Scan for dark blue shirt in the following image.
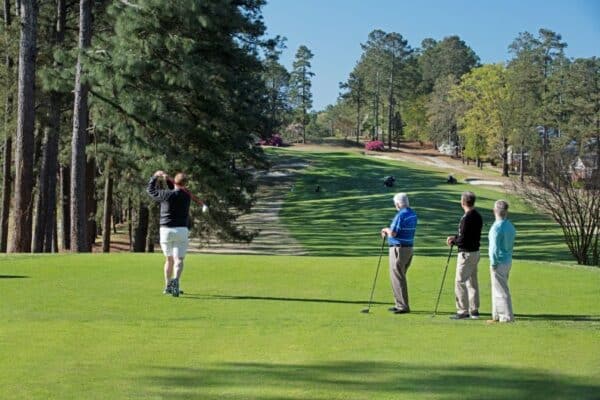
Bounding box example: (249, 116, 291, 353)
(388, 207, 418, 246)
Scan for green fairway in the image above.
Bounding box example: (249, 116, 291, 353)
(275, 148, 570, 261)
(2, 149, 599, 399)
(1, 253, 599, 399)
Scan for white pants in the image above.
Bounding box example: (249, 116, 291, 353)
(490, 263, 514, 322)
(159, 227, 189, 258)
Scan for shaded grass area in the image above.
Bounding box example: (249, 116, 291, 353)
(274, 149, 570, 261)
(1, 253, 598, 399)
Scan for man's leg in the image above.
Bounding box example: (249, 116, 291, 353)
(466, 251, 480, 313)
(389, 247, 410, 311)
(492, 263, 514, 322)
(170, 228, 189, 297)
(490, 266, 498, 321)
(164, 257, 174, 288)
(174, 257, 184, 280)
(454, 253, 470, 315)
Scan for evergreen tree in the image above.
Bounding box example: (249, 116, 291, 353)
(90, 0, 272, 243)
(263, 42, 290, 138)
(8, 0, 36, 253)
(289, 45, 314, 143)
(419, 35, 480, 93)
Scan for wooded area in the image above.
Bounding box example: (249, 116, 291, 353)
(0, 1, 597, 263)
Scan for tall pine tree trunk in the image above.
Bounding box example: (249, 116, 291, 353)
(0, 135, 11, 252)
(85, 151, 96, 250)
(0, 0, 13, 253)
(519, 142, 525, 183)
(502, 137, 509, 177)
(101, 159, 112, 253)
(132, 202, 148, 252)
(60, 164, 70, 250)
(8, 0, 36, 253)
(374, 70, 380, 141)
(387, 59, 395, 150)
(146, 202, 158, 253)
(70, 0, 91, 252)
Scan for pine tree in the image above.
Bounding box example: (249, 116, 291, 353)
(289, 45, 314, 143)
(70, 0, 92, 252)
(8, 0, 36, 253)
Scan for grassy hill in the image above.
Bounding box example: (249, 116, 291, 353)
(1, 148, 598, 399)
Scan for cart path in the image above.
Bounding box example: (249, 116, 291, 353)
(190, 160, 309, 255)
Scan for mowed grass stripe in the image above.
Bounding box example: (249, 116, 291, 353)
(1, 254, 598, 399)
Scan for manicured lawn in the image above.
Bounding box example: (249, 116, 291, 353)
(275, 149, 570, 261)
(1, 253, 599, 399)
(2, 148, 598, 399)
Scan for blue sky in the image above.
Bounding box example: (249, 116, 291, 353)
(262, 0, 600, 111)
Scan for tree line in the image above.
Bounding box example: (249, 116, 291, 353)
(328, 29, 597, 266)
(0, 0, 311, 254)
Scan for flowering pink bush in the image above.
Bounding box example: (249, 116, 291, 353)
(259, 134, 284, 147)
(365, 140, 385, 151)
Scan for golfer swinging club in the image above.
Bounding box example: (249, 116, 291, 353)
(147, 171, 191, 297)
(380, 193, 418, 314)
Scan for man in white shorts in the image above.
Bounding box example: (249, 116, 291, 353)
(147, 170, 191, 297)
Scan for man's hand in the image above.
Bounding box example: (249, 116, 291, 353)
(154, 170, 167, 178)
(446, 236, 455, 246)
(381, 228, 390, 238)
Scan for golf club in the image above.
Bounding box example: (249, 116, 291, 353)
(361, 236, 387, 314)
(432, 244, 454, 317)
(165, 176, 208, 212)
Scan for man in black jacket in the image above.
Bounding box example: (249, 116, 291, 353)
(147, 170, 191, 297)
(446, 191, 483, 319)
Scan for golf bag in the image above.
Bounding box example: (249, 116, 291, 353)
(383, 175, 396, 187)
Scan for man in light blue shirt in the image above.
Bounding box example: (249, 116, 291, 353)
(381, 193, 418, 314)
(488, 200, 516, 323)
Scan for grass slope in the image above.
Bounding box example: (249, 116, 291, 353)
(275, 149, 570, 261)
(1, 254, 599, 399)
(2, 148, 598, 399)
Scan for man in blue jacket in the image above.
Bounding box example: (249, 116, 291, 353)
(147, 170, 191, 297)
(488, 200, 516, 323)
(381, 193, 418, 314)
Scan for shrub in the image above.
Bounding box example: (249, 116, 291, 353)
(259, 134, 284, 147)
(365, 140, 385, 151)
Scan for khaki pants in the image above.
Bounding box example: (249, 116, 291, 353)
(491, 263, 514, 322)
(455, 250, 480, 314)
(389, 247, 414, 311)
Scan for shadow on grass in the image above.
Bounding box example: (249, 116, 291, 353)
(277, 151, 570, 262)
(143, 361, 599, 400)
(180, 293, 389, 306)
(0, 275, 29, 279)
(514, 313, 600, 322)
(180, 294, 599, 322)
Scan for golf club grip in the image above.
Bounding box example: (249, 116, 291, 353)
(165, 177, 204, 206)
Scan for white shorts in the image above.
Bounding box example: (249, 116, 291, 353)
(159, 227, 189, 258)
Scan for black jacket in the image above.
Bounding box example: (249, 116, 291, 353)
(146, 176, 191, 227)
(452, 209, 483, 252)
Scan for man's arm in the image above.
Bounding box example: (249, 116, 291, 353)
(448, 214, 467, 246)
(488, 225, 501, 267)
(147, 172, 173, 202)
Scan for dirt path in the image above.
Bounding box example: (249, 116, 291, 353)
(191, 160, 308, 255)
(188, 142, 510, 255)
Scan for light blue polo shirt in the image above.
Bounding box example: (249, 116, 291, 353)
(489, 219, 516, 267)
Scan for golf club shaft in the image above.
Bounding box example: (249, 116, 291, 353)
(433, 245, 454, 317)
(165, 177, 205, 206)
(365, 236, 387, 311)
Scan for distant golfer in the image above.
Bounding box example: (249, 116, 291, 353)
(446, 191, 483, 320)
(147, 171, 191, 297)
(381, 193, 418, 314)
(487, 200, 516, 324)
